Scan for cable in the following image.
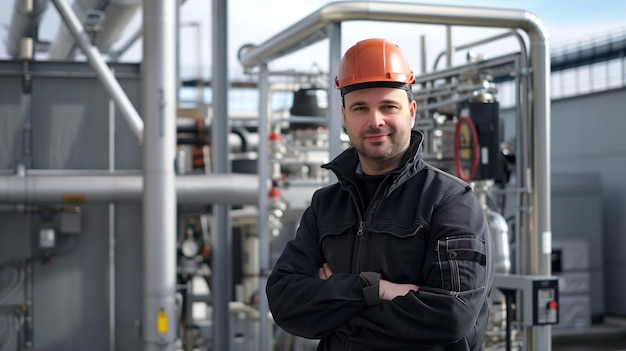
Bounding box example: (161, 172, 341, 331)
(0, 310, 24, 350)
(0, 261, 24, 305)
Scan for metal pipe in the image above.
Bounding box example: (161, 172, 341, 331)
(257, 63, 271, 351)
(326, 22, 343, 166)
(49, 0, 144, 142)
(7, 0, 48, 58)
(108, 25, 142, 62)
(432, 30, 524, 71)
(108, 90, 116, 351)
(48, 0, 141, 59)
(109, 0, 191, 62)
(527, 14, 551, 276)
(211, 0, 233, 350)
(445, 25, 452, 68)
(0, 174, 259, 204)
(239, 1, 546, 69)
(141, 0, 177, 349)
(420, 35, 427, 74)
(211, 0, 231, 350)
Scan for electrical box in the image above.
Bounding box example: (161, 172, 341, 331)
(39, 228, 56, 249)
(468, 102, 505, 183)
(494, 273, 559, 326)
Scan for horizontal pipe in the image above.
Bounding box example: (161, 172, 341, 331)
(238, 1, 544, 69)
(0, 174, 259, 205)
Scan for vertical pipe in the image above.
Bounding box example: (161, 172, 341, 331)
(528, 22, 552, 351)
(420, 35, 427, 74)
(108, 95, 116, 351)
(529, 29, 551, 280)
(142, 0, 177, 350)
(257, 63, 271, 351)
(326, 23, 343, 166)
(108, 202, 116, 351)
(445, 25, 452, 68)
(211, 0, 232, 350)
(513, 56, 523, 276)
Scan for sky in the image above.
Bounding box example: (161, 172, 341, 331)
(2, 0, 626, 80)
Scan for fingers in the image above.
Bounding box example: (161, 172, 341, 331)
(380, 280, 419, 300)
(318, 267, 327, 280)
(318, 263, 333, 280)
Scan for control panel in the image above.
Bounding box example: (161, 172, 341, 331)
(494, 273, 559, 326)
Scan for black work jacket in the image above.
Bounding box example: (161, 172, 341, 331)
(267, 131, 493, 351)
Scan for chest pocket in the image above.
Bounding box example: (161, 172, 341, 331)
(361, 223, 426, 285)
(318, 223, 358, 274)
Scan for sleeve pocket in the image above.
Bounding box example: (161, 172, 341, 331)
(437, 235, 487, 292)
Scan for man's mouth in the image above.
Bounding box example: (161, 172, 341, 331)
(365, 134, 388, 142)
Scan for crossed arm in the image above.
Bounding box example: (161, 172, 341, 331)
(318, 262, 418, 301)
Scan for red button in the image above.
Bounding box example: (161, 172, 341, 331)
(547, 301, 558, 310)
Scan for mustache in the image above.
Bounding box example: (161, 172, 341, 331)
(363, 128, 392, 136)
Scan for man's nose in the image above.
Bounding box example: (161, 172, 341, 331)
(368, 111, 385, 127)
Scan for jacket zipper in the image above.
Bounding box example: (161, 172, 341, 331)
(347, 188, 365, 273)
(357, 221, 364, 236)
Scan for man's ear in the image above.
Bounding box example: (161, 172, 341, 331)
(410, 100, 417, 128)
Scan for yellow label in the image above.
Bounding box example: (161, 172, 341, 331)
(157, 309, 168, 334)
(459, 124, 471, 160)
(62, 193, 86, 203)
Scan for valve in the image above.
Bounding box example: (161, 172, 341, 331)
(268, 187, 287, 237)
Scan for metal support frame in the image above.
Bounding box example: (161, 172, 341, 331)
(211, 0, 231, 350)
(239, 2, 551, 350)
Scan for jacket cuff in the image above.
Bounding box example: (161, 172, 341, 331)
(359, 272, 381, 306)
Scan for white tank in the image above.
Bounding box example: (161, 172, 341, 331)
(485, 206, 511, 274)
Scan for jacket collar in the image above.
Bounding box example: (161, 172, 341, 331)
(322, 130, 425, 183)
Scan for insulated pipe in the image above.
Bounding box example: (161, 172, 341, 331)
(49, 0, 144, 142)
(0, 174, 259, 205)
(141, 0, 177, 348)
(109, 0, 192, 62)
(48, 0, 141, 59)
(7, 0, 49, 58)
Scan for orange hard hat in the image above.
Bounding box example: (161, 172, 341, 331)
(334, 38, 415, 92)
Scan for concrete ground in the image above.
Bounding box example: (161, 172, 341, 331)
(552, 316, 626, 351)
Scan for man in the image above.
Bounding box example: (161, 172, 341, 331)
(266, 38, 493, 351)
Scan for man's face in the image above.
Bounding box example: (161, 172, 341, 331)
(341, 87, 416, 174)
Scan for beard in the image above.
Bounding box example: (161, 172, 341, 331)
(353, 128, 409, 162)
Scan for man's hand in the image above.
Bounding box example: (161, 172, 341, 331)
(379, 279, 418, 301)
(319, 262, 333, 280)
(319, 264, 417, 301)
